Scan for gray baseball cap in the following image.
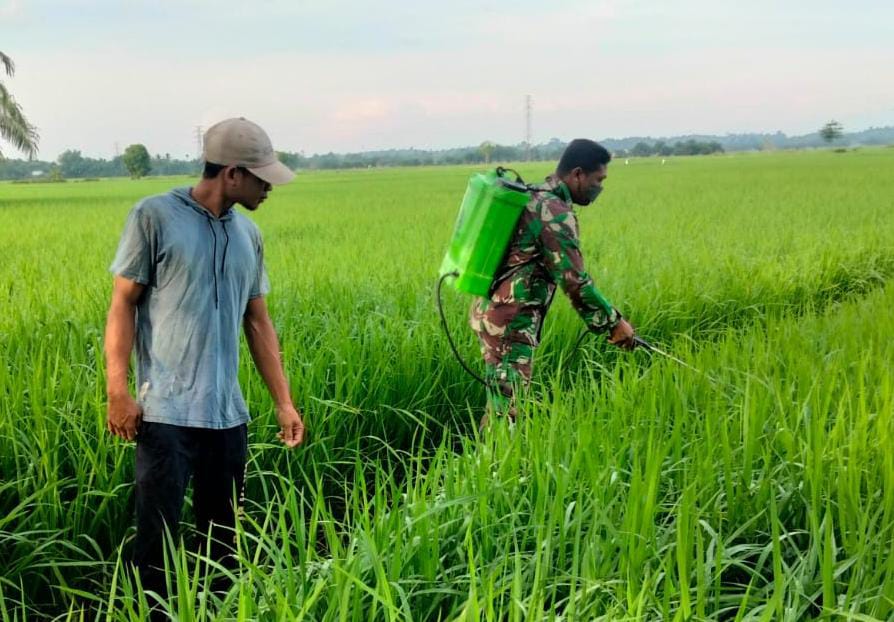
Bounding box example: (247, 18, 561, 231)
(203, 117, 295, 185)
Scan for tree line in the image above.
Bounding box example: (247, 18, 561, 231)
(3, 126, 894, 182)
(0, 147, 187, 181)
(625, 139, 723, 157)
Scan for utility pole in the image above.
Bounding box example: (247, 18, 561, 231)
(524, 94, 532, 162)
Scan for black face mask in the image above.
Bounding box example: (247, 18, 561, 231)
(586, 183, 603, 204)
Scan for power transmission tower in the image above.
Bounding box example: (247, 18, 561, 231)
(195, 126, 204, 161)
(524, 94, 533, 162)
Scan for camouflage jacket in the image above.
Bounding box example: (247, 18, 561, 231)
(476, 174, 620, 339)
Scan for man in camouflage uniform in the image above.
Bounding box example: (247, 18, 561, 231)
(469, 139, 636, 418)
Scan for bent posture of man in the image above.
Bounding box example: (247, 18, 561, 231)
(104, 117, 305, 601)
(470, 138, 636, 421)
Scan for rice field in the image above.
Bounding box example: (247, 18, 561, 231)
(1, 148, 893, 620)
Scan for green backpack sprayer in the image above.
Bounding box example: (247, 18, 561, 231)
(439, 167, 532, 298)
(436, 167, 532, 386)
(436, 167, 698, 387)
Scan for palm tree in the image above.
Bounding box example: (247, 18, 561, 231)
(0, 51, 39, 159)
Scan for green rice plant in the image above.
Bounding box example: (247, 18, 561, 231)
(1, 148, 893, 619)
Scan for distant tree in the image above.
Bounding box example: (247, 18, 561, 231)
(316, 152, 340, 169)
(492, 144, 521, 162)
(673, 140, 692, 156)
(631, 142, 653, 157)
(0, 51, 39, 159)
(123, 144, 151, 179)
(820, 120, 844, 145)
(277, 150, 307, 170)
(654, 141, 673, 157)
(110, 155, 128, 177)
(57, 149, 87, 177)
(537, 137, 566, 161)
(479, 141, 495, 164)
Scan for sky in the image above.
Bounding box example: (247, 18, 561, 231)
(2, 0, 893, 159)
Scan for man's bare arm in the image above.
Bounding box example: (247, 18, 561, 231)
(243, 296, 305, 448)
(104, 276, 145, 440)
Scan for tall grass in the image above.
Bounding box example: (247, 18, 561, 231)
(1, 149, 893, 619)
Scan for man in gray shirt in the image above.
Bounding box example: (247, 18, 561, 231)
(104, 117, 304, 601)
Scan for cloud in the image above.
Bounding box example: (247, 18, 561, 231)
(0, 0, 23, 20)
(331, 99, 391, 123)
(6, 1, 893, 158)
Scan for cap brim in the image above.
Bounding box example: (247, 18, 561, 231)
(248, 160, 295, 186)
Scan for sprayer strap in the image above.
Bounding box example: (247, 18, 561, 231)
(527, 185, 559, 198)
(527, 181, 571, 204)
(495, 166, 524, 183)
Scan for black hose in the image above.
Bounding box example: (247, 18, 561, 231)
(436, 272, 489, 387)
(632, 335, 654, 351)
(569, 319, 644, 363)
(438, 274, 653, 385)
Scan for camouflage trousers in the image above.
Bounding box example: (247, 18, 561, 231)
(469, 298, 546, 414)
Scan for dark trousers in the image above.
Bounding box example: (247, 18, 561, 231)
(131, 421, 248, 600)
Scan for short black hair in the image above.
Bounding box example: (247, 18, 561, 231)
(203, 161, 226, 179)
(557, 139, 612, 175)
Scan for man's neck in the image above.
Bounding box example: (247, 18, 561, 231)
(549, 173, 573, 203)
(190, 179, 234, 218)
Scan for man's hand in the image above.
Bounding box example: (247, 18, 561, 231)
(107, 392, 142, 441)
(608, 318, 636, 350)
(275, 403, 305, 448)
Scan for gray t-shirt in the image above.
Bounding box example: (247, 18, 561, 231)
(110, 187, 270, 429)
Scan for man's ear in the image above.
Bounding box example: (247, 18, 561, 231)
(223, 165, 239, 185)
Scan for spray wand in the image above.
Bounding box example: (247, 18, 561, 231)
(631, 335, 705, 376)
